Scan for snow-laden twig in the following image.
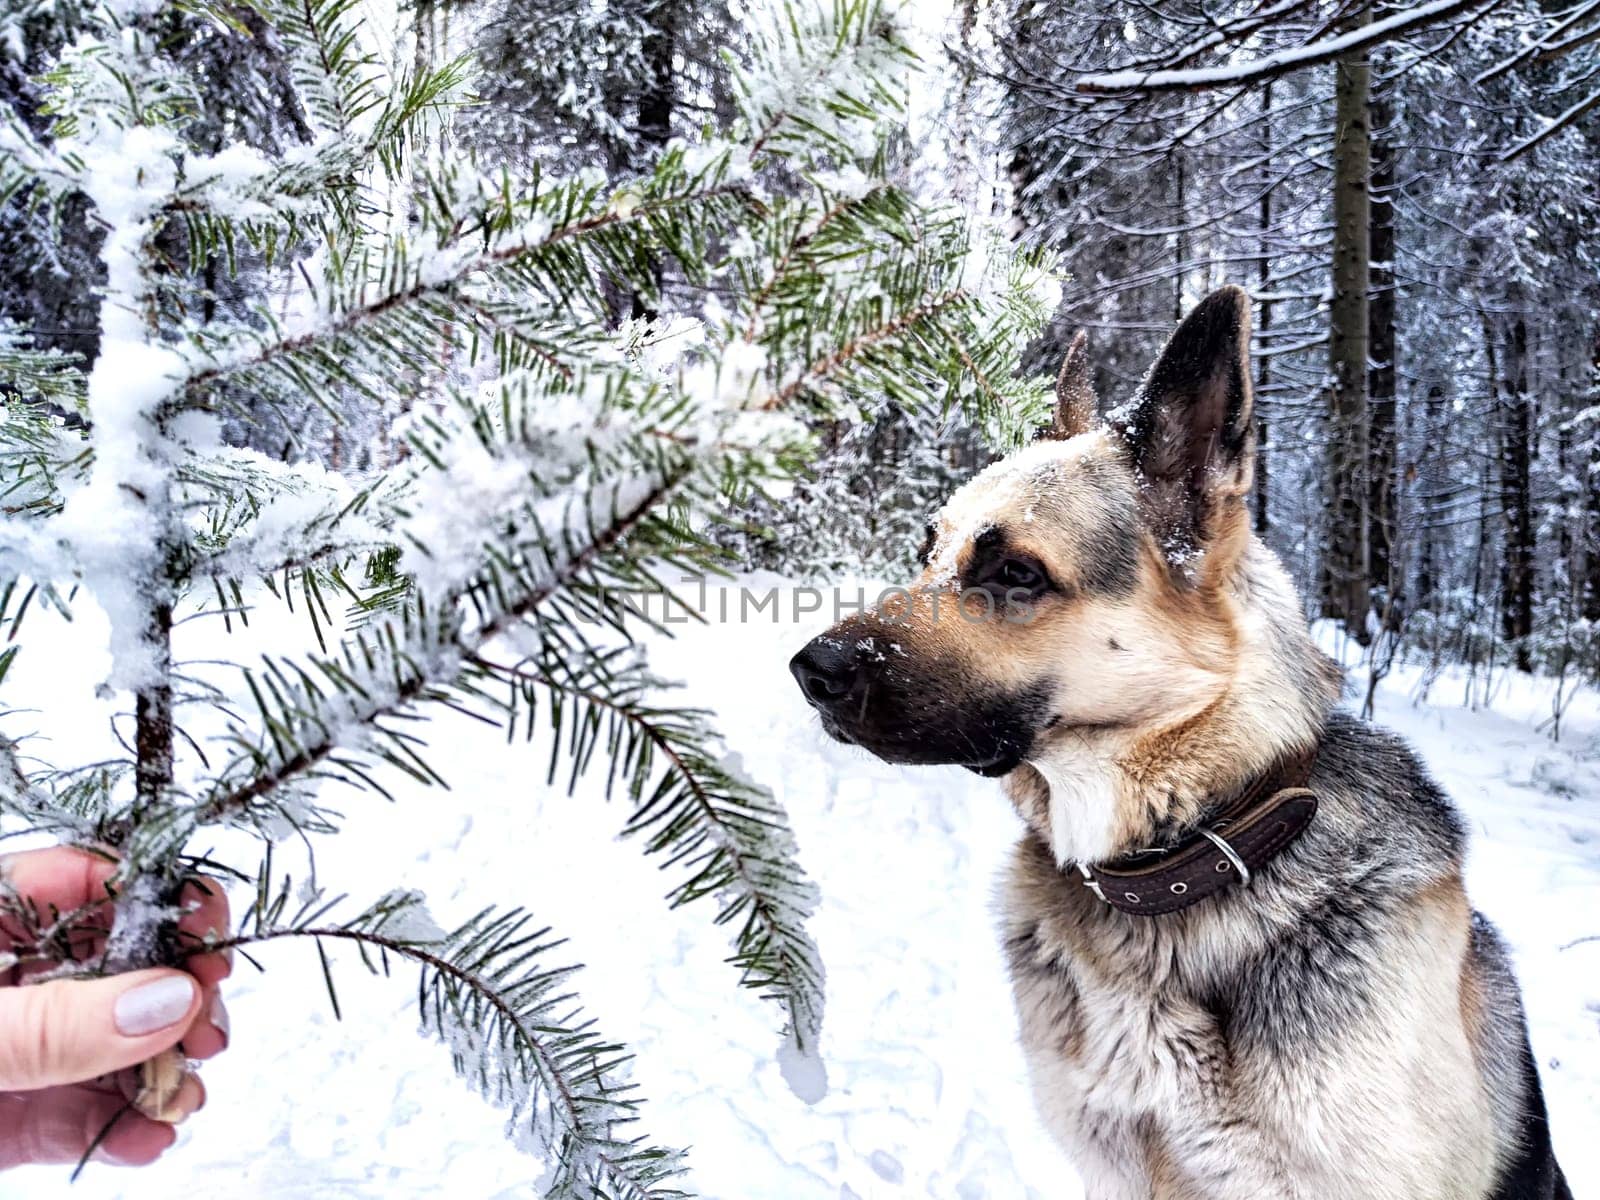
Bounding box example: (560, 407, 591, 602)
(192, 887, 690, 1199)
(0, 733, 89, 835)
(196, 468, 687, 827)
(1476, 0, 1600, 82)
(474, 649, 825, 1060)
(1074, 0, 1487, 94)
(739, 0, 917, 162)
(1499, 86, 1600, 161)
(175, 181, 753, 415)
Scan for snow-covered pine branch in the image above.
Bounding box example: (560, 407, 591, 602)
(175, 150, 755, 421)
(475, 648, 825, 1064)
(0, 0, 1058, 1188)
(195, 882, 691, 1199)
(0, 323, 89, 519)
(740, 0, 918, 161)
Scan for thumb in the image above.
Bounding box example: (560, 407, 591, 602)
(0, 970, 200, 1092)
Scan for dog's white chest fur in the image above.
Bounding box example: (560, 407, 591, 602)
(1028, 749, 1121, 866)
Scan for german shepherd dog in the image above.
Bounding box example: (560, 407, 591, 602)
(790, 287, 1571, 1199)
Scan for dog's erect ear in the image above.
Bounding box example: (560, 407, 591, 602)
(1049, 329, 1097, 439)
(1109, 286, 1254, 580)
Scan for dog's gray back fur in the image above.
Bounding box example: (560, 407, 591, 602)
(1000, 711, 1571, 1200)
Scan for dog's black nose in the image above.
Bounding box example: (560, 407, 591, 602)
(790, 637, 863, 710)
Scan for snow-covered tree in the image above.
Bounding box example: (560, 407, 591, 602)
(727, 398, 994, 580)
(464, 0, 739, 176)
(0, 0, 1054, 1190)
(985, 0, 1600, 694)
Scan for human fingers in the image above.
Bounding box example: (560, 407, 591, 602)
(0, 1086, 177, 1169)
(0, 847, 115, 951)
(178, 987, 229, 1062)
(1, 851, 234, 989)
(0, 970, 200, 1091)
(174, 876, 232, 990)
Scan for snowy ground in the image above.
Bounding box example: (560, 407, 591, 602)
(3, 577, 1597, 1199)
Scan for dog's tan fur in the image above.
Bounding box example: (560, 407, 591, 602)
(914, 424, 1336, 869)
(792, 287, 1568, 1199)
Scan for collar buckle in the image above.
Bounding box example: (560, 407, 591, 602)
(1199, 826, 1253, 887)
(1075, 861, 1108, 904)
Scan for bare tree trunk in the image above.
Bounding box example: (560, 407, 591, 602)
(638, 16, 675, 156)
(1496, 312, 1536, 671)
(413, 0, 434, 81)
(951, 0, 983, 212)
(1322, 4, 1373, 641)
(1466, 448, 1491, 691)
(1414, 381, 1447, 608)
(1254, 80, 1273, 536)
(1173, 152, 1187, 322)
(1367, 67, 1398, 615)
(1555, 353, 1573, 574)
(630, 11, 677, 322)
(1585, 455, 1600, 623)
(1584, 328, 1600, 622)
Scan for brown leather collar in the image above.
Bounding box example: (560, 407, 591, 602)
(1074, 746, 1319, 917)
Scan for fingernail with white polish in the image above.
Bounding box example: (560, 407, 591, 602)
(209, 992, 229, 1044)
(114, 976, 196, 1037)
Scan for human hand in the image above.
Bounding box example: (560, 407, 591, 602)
(0, 846, 231, 1169)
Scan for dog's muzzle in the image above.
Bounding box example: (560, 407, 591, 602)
(789, 637, 865, 715)
(788, 634, 1040, 776)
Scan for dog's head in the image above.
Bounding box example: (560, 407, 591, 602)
(791, 288, 1306, 842)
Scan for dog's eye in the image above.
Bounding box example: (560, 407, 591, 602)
(917, 522, 938, 566)
(990, 556, 1050, 597)
(972, 560, 1049, 604)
